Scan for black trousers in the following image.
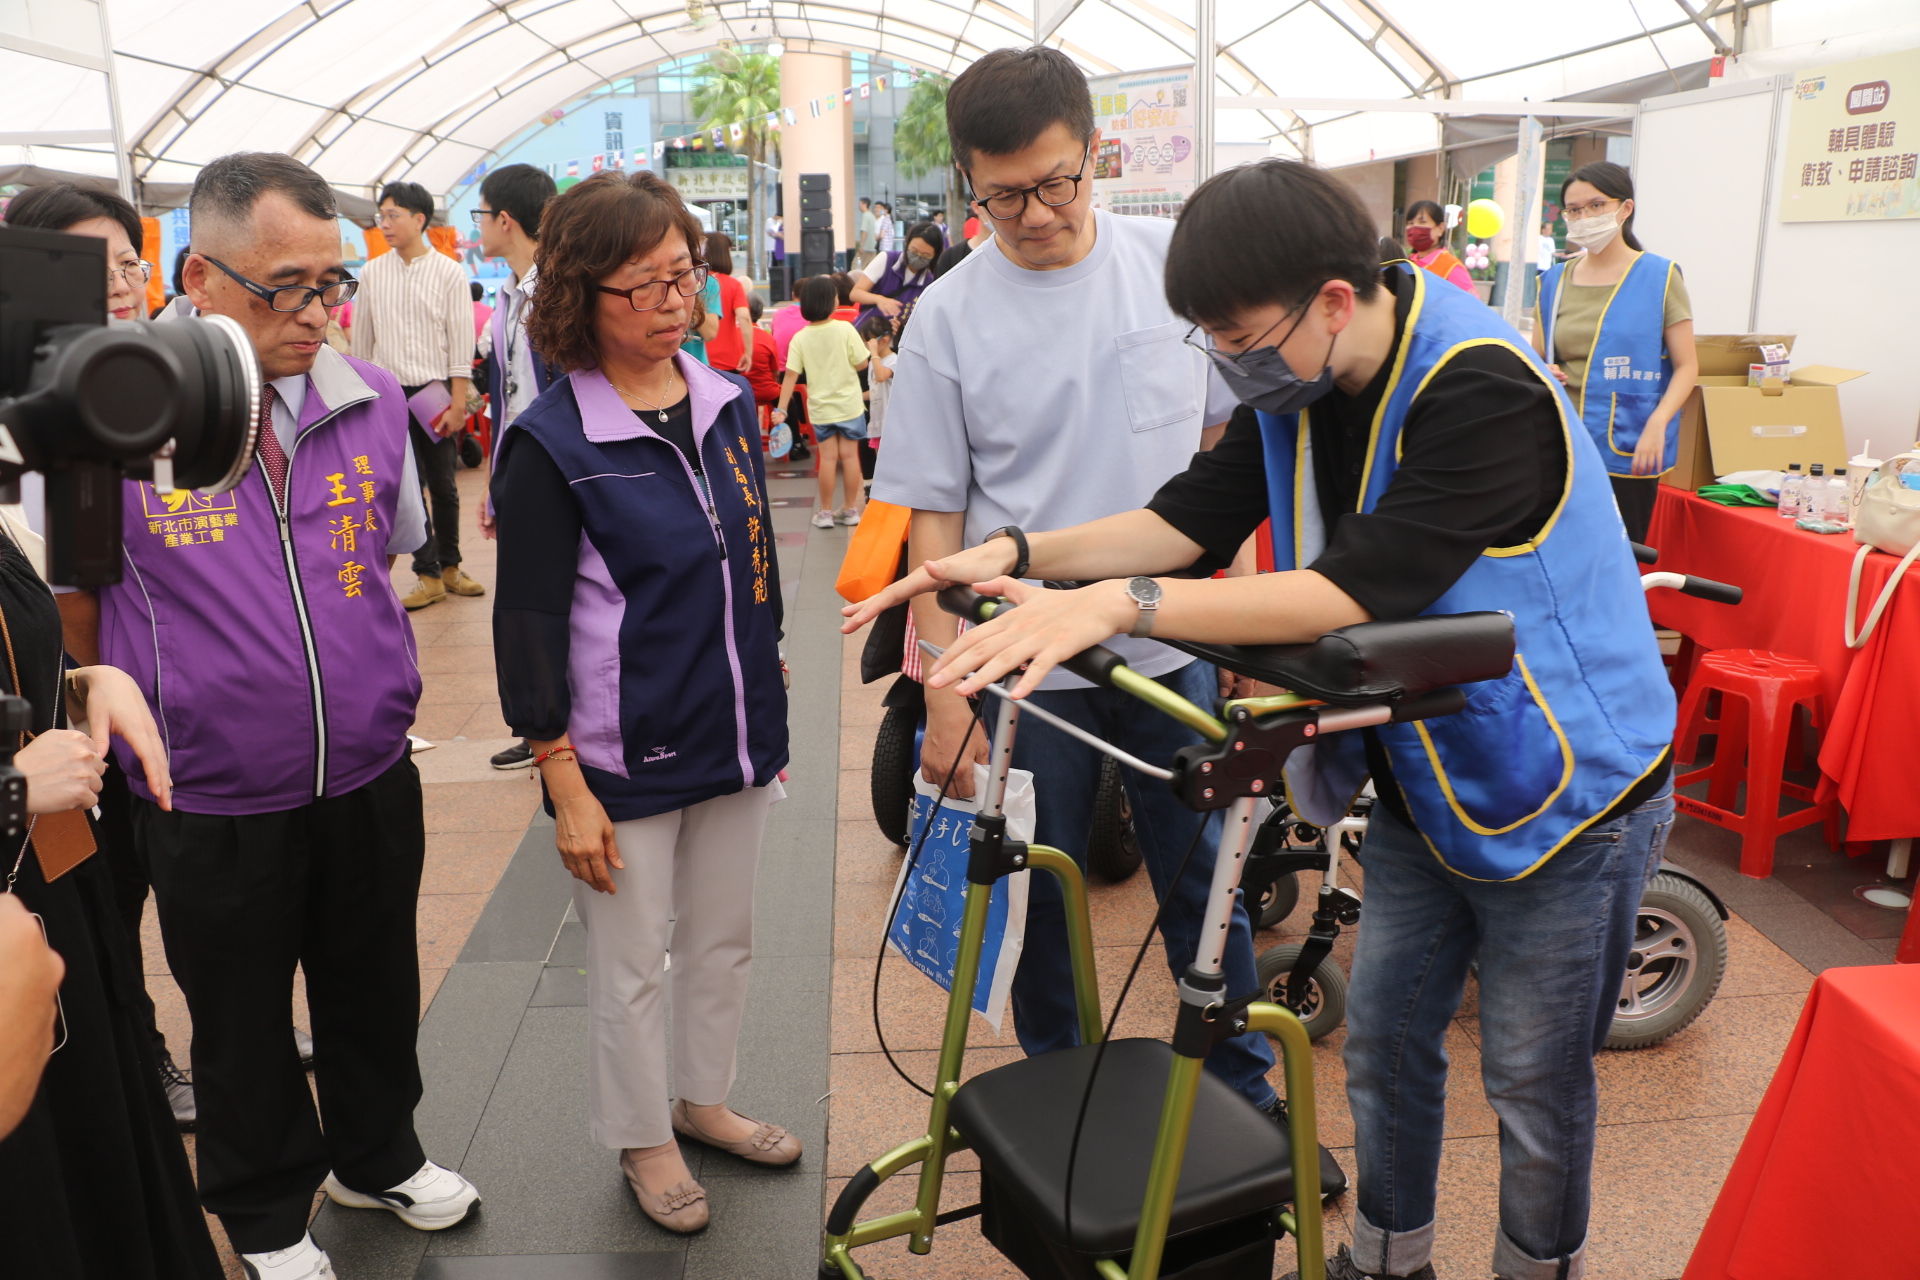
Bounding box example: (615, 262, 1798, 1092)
(97, 760, 169, 1058)
(1610, 473, 1659, 545)
(404, 382, 462, 578)
(138, 751, 428, 1254)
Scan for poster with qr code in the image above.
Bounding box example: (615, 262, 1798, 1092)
(1087, 65, 1197, 221)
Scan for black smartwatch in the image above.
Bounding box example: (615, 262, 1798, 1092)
(983, 525, 1031, 580)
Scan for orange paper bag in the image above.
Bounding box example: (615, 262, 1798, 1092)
(836, 500, 912, 603)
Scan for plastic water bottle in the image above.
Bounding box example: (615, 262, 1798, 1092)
(1825, 468, 1851, 527)
(1778, 463, 1806, 518)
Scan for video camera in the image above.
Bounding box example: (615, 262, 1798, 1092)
(0, 223, 261, 588)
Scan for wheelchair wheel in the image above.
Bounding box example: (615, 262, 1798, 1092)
(1605, 870, 1727, 1050)
(1086, 756, 1143, 883)
(1255, 943, 1347, 1043)
(870, 703, 917, 848)
(457, 431, 483, 469)
(1251, 869, 1302, 931)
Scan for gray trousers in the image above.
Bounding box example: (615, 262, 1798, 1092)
(574, 782, 780, 1149)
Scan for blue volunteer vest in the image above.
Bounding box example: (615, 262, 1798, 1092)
(1538, 252, 1678, 476)
(1262, 265, 1674, 881)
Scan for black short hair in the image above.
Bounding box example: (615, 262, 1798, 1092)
(857, 311, 893, 342)
(947, 47, 1094, 170)
(3, 181, 143, 251)
(1403, 199, 1446, 226)
(480, 163, 557, 238)
(1166, 160, 1381, 329)
(703, 231, 734, 276)
(798, 275, 838, 322)
(192, 152, 338, 248)
(470, 280, 484, 302)
(379, 180, 434, 223)
(1562, 161, 1643, 251)
(748, 293, 765, 322)
(901, 222, 942, 258)
(831, 272, 854, 305)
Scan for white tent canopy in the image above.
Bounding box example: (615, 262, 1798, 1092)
(2, 0, 1912, 204)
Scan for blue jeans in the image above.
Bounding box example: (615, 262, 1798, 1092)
(999, 659, 1277, 1106)
(1343, 788, 1674, 1280)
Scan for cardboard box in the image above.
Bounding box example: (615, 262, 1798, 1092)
(1662, 335, 1865, 490)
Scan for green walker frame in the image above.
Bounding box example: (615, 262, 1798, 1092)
(820, 591, 1517, 1280)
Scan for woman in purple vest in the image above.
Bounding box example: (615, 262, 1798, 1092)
(496, 171, 794, 1235)
(849, 219, 943, 329)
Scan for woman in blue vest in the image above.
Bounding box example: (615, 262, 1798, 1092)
(496, 171, 795, 1235)
(846, 159, 1676, 1280)
(848, 219, 942, 328)
(1534, 162, 1698, 542)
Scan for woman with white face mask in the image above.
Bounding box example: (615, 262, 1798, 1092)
(1532, 162, 1699, 541)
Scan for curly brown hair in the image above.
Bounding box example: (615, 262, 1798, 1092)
(527, 171, 705, 373)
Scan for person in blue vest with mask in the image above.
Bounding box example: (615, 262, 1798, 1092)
(845, 158, 1676, 1280)
(848, 220, 942, 329)
(1534, 162, 1698, 543)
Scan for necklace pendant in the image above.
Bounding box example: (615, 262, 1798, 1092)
(658, 409, 669, 423)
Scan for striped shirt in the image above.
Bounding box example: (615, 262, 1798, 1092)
(349, 245, 472, 386)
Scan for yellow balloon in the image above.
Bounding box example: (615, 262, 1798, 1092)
(1465, 198, 1505, 239)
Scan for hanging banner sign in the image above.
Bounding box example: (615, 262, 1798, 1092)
(1778, 48, 1920, 222)
(1085, 65, 1197, 220)
(667, 165, 750, 202)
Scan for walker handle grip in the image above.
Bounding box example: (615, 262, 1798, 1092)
(1630, 542, 1659, 565)
(934, 586, 1128, 688)
(1678, 575, 1743, 605)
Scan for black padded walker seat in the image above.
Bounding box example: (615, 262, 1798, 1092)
(1168, 611, 1515, 706)
(950, 1038, 1296, 1278)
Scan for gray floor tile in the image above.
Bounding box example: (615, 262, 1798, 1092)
(681, 1170, 828, 1280)
(459, 813, 574, 963)
(418, 1254, 683, 1279)
(551, 919, 589, 966)
(531, 963, 589, 1007)
(1735, 901, 1889, 973)
(413, 960, 545, 1165)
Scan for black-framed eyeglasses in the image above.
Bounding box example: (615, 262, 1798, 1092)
(1180, 282, 1326, 377)
(595, 263, 710, 312)
(471, 208, 497, 226)
(966, 146, 1091, 222)
(203, 255, 357, 312)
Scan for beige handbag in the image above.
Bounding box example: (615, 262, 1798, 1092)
(1844, 450, 1920, 648)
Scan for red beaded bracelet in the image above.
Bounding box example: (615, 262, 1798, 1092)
(533, 746, 578, 767)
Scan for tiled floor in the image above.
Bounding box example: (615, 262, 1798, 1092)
(133, 459, 1913, 1279)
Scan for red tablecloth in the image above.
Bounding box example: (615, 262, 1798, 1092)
(1684, 964, 1920, 1279)
(1646, 489, 1920, 846)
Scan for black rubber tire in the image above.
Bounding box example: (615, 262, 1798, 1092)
(870, 704, 918, 848)
(1086, 757, 1143, 883)
(1255, 943, 1349, 1043)
(457, 431, 483, 469)
(1605, 870, 1728, 1050)
(1252, 870, 1302, 931)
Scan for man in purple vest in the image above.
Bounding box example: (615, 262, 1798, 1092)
(76, 152, 480, 1280)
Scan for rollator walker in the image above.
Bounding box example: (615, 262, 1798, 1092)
(820, 588, 1517, 1280)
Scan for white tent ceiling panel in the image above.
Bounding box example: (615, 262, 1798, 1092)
(243, 4, 486, 109)
(2, 0, 104, 57)
(0, 144, 119, 176)
(1416, 0, 1686, 82)
(1307, 109, 1441, 170)
(0, 50, 107, 132)
(165, 84, 327, 165)
(113, 54, 194, 136)
(448, 63, 603, 149)
(496, 49, 573, 98)
(517, 0, 636, 48)
(406, 138, 489, 192)
(577, 34, 672, 78)
(308, 117, 416, 184)
(105, 0, 294, 66)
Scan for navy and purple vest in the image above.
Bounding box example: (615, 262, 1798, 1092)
(853, 250, 932, 330)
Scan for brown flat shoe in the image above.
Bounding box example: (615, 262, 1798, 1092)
(619, 1147, 709, 1234)
(671, 1099, 802, 1167)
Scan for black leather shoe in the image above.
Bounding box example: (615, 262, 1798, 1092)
(1282, 1243, 1437, 1280)
(1261, 1095, 1349, 1202)
(159, 1047, 196, 1131)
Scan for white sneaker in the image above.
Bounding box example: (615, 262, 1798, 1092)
(810, 509, 836, 529)
(323, 1160, 480, 1231)
(837, 508, 863, 526)
(240, 1233, 334, 1280)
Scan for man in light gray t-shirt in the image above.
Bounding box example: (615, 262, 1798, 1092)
(870, 45, 1283, 1118)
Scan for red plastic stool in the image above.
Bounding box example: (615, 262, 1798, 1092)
(1673, 649, 1838, 878)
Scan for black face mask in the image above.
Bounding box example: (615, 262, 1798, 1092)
(904, 252, 933, 273)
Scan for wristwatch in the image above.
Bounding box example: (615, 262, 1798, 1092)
(983, 525, 1031, 580)
(1125, 577, 1163, 638)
